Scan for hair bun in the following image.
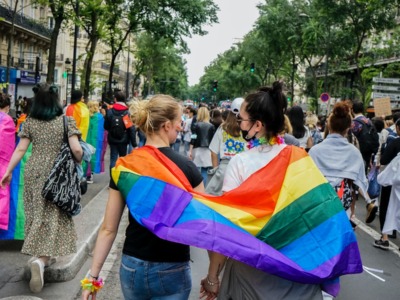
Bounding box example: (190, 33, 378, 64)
(272, 80, 283, 93)
(332, 102, 350, 118)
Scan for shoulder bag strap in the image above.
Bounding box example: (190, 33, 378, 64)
(63, 116, 69, 145)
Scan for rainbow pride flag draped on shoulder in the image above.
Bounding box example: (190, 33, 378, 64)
(0, 112, 15, 231)
(0, 118, 31, 239)
(112, 145, 362, 296)
(86, 112, 105, 174)
(66, 102, 90, 141)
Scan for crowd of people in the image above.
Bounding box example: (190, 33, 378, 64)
(0, 81, 399, 299)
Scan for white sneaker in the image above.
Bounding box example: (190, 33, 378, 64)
(30, 259, 44, 293)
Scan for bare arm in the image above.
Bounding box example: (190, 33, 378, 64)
(82, 188, 125, 300)
(0, 138, 30, 187)
(68, 135, 83, 163)
(211, 152, 219, 168)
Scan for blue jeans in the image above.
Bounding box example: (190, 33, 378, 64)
(172, 139, 181, 153)
(110, 143, 128, 172)
(199, 167, 211, 186)
(120, 254, 192, 300)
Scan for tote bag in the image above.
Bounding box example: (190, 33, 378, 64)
(41, 116, 82, 216)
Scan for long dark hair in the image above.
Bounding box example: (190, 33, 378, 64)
(287, 106, 306, 139)
(244, 81, 288, 140)
(30, 83, 63, 121)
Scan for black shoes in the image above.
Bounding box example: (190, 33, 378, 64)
(373, 239, 389, 250)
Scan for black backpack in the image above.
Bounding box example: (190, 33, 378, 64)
(109, 112, 127, 140)
(353, 118, 379, 155)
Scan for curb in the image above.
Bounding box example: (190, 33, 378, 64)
(0, 297, 43, 300)
(24, 186, 109, 282)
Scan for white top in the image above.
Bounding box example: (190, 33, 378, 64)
(297, 126, 311, 148)
(209, 127, 247, 160)
(223, 144, 287, 192)
(183, 118, 193, 142)
(378, 154, 400, 234)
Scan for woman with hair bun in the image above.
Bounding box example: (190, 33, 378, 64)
(83, 95, 204, 300)
(309, 102, 368, 226)
(203, 81, 324, 300)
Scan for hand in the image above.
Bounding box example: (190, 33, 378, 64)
(199, 277, 219, 300)
(188, 152, 193, 160)
(0, 171, 12, 189)
(81, 289, 97, 300)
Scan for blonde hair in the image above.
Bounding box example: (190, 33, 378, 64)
(129, 94, 179, 135)
(305, 112, 318, 129)
(197, 107, 210, 122)
(87, 100, 100, 116)
(283, 114, 293, 134)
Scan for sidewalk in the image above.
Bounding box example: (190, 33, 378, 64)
(0, 183, 110, 300)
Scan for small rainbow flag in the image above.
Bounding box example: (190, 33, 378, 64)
(66, 102, 90, 141)
(112, 146, 362, 296)
(86, 112, 105, 174)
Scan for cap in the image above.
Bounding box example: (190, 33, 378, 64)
(231, 97, 244, 116)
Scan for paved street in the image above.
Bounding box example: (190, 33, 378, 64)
(1, 148, 400, 299)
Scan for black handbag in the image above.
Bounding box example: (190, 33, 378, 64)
(41, 116, 82, 216)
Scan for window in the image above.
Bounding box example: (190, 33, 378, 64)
(48, 17, 54, 29)
(54, 69, 59, 83)
(40, 7, 45, 19)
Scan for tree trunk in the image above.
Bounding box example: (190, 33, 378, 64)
(83, 35, 99, 100)
(47, 17, 63, 84)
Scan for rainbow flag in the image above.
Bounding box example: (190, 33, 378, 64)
(0, 113, 15, 231)
(112, 146, 362, 296)
(86, 112, 105, 174)
(66, 101, 90, 141)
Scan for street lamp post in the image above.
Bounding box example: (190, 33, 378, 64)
(71, 0, 79, 91)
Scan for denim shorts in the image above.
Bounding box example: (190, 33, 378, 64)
(120, 254, 192, 300)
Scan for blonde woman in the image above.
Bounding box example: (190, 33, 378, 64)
(82, 95, 204, 300)
(189, 107, 215, 185)
(305, 112, 323, 145)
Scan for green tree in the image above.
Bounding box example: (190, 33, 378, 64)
(102, 0, 218, 90)
(313, 0, 398, 105)
(35, 0, 73, 84)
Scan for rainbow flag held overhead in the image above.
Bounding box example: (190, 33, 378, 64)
(112, 146, 362, 297)
(66, 101, 90, 141)
(0, 112, 15, 231)
(86, 112, 105, 174)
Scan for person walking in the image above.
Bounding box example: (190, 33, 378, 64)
(202, 82, 323, 300)
(86, 100, 106, 182)
(0, 94, 15, 232)
(374, 119, 400, 249)
(309, 102, 368, 228)
(81, 94, 204, 300)
(183, 107, 196, 157)
(0, 83, 83, 293)
(104, 91, 137, 171)
(206, 97, 247, 196)
(287, 106, 313, 150)
(189, 107, 215, 185)
(65, 90, 90, 141)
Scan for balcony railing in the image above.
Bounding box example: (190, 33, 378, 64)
(0, 4, 52, 39)
(101, 62, 120, 75)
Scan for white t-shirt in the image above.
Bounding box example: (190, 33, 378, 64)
(209, 127, 247, 159)
(223, 144, 287, 192)
(297, 126, 311, 148)
(183, 118, 193, 142)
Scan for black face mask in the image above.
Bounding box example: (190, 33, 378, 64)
(241, 123, 256, 142)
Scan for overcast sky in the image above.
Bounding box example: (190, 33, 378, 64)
(183, 0, 261, 86)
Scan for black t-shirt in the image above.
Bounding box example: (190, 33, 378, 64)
(381, 137, 400, 165)
(110, 147, 203, 262)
